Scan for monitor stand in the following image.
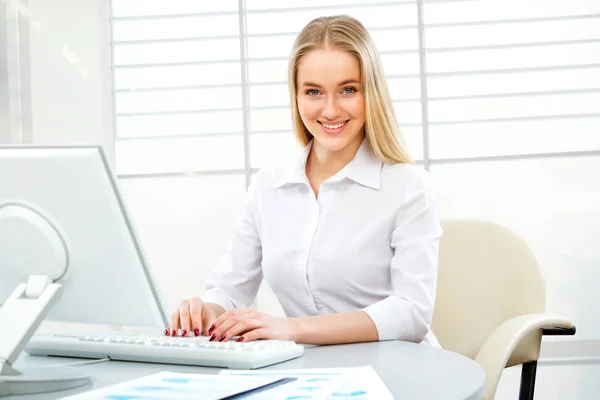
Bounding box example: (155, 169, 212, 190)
(0, 276, 91, 396)
(0, 204, 91, 396)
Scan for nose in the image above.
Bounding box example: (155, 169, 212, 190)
(322, 95, 341, 120)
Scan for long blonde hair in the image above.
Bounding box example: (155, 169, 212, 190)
(288, 15, 415, 165)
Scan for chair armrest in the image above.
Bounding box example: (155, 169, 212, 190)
(474, 313, 574, 400)
(542, 326, 576, 336)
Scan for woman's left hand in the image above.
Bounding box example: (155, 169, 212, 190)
(207, 308, 296, 343)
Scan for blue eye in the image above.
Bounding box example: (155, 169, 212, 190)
(343, 87, 356, 94)
(306, 89, 320, 96)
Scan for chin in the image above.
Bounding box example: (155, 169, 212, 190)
(313, 133, 363, 155)
(313, 135, 353, 152)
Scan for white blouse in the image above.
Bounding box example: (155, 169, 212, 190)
(202, 139, 443, 347)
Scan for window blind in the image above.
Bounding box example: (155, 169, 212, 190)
(422, 0, 600, 161)
(110, 0, 600, 178)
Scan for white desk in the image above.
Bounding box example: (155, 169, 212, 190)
(8, 341, 485, 399)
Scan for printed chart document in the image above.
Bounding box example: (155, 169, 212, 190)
(219, 368, 348, 400)
(60, 371, 296, 400)
(220, 365, 393, 400)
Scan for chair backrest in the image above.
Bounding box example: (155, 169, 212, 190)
(431, 219, 546, 360)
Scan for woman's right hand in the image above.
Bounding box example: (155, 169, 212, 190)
(166, 297, 222, 337)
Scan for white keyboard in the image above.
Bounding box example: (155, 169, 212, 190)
(25, 332, 305, 369)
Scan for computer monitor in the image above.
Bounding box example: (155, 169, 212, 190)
(0, 145, 168, 395)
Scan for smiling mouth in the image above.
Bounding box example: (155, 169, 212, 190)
(318, 120, 350, 129)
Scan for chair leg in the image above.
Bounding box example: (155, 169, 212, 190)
(519, 361, 538, 400)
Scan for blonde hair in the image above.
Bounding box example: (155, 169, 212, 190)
(288, 15, 415, 165)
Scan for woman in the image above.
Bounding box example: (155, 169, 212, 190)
(167, 15, 443, 347)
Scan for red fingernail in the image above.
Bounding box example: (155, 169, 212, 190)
(219, 334, 226, 342)
(208, 325, 215, 333)
(182, 330, 187, 337)
(209, 334, 216, 342)
(236, 337, 243, 342)
(171, 329, 177, 337)
(194, 328, 200, 337)
(164, 328, 169, 336)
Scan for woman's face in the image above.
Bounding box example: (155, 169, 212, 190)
(296, 49, 366, 154)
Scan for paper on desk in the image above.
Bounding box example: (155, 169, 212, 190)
(220, 365, 393, 400)
(218, 368, 347, 400)
(59, 371, 293, 400)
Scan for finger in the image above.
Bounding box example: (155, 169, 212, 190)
(169, 308, 180, 337)
(210, 310, 237, 334)
(178, 299, 191, 336)
(238, 328, 269, 343)
(189, 297, 204, 337)
(210, 310, 256, 341)
(211, 308, 256, 333)
(202, 308, 218, 337)
(222, 319, 263, 342)
(209, 311, 242, 341)
(212, 317, 261, 342)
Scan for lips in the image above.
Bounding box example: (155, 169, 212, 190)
(319, 120, 349, 129)
(318, 119, 350, 135)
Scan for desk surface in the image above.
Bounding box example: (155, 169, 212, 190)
(10, 341, 485, 399)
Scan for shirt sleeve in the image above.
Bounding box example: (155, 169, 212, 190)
(362, 169, 443, 343)
(201, 177, 263, 311)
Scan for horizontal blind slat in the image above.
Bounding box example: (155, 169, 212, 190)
(117, 111, 244, 138)
(427, 66, 600, 97)
(116, 87, 243, 114)
(113, 39, 240, 65)
(429, 92, 600, 122)
(246, 4, 417, 34)
(426, 17, 600, 49)
(427, 42, 600, 73)
(114, 63, 242, 89)
(112, 15, 239, 41)
(429, 117, 600, 159)
(424, 0, 600, 24)
(111, 0, 238, 18)
(246, 0, 415, 12)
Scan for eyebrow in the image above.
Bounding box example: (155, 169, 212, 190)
(301, 79, 360, 88)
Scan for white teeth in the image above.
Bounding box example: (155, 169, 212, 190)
(322, 121, 347, 129)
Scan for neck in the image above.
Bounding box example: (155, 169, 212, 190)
(307, 134, 364, 180)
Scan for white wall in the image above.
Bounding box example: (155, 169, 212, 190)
(0, 2, 8, 142)
(27, 0, 114, 164)
(118, 174, 247, 313)
(1, 0, 28, 144)
(0, 45, 8, 143)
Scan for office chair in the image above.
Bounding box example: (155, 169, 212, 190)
(431, 219, 576, 400)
